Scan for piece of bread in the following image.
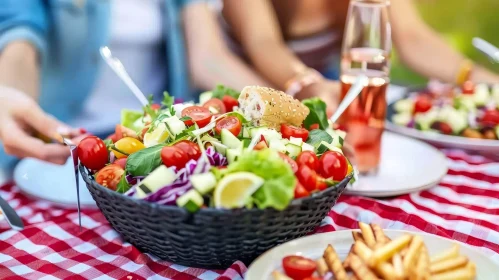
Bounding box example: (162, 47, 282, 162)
(238, 86, 310, 129)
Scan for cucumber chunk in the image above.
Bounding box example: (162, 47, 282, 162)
(164, 116, 187, 136)
(289, 137, 303, 146)
(285, 143, 302, 158)
(136, 165, 176, 198)
(176, 189, 204, 213)
(226, 148, 241, 164)
(392, 113, 412, 126)
(190, 173, 217, 195)
(269, 139, 287, 153)
(301, 142, 315, 152)
(221, 128, 242, 149)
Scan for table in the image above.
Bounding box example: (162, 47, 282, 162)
(1, 148, 498, 279)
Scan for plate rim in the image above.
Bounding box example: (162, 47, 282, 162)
(345, 132, 448, 197)
(246, 228, 499, 279)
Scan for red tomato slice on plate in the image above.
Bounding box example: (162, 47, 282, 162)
(215, 116, 242, 136)
(96, 164, 124, 191)
(282, 256, 316, 280)
(203, 98, 227, 114)
(281, 124, 309, 141)
(222, 95, 239, 112)
(480, 109, 499, 126)
(181, 106, 213, 128)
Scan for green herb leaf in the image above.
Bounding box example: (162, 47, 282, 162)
(175, 125, 196, 140)
(306, 129, 333, 153)
(302, 98, 329, 130)
(103, 139, 113, 149)
(179, 116, 192, 122)
(211, 84, 240, 99)
(125, 144, 164, 176)
(161, 91, 174, 108)
(116, 174, 131, 193)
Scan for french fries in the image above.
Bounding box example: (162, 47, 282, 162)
(273, 223, 477, 280)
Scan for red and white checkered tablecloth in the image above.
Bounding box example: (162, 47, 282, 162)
(1, 149, 498, 279)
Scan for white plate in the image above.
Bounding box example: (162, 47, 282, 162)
(246, 229, 499, 280)
(13, 158, 96, 208)
(345, 132, 448, 197)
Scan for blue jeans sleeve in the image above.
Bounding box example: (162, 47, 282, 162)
(0, 0, 48, 58)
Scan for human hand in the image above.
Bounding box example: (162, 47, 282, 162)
(0, 85, 83, 164)
(294, 80, 340, 117)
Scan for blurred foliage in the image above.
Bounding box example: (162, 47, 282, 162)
(391, 0, 499, 85)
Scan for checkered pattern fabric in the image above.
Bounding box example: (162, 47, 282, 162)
(0, 149, 498, 279)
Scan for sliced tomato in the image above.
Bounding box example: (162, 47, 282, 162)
(260, 135, 267, 144)
(480, 109, 499, 126)
(296, 151, 319, 171)
(253, 141, 268, 150)
(96, 164, 124, 191)
(282, 256, 316, 280)
(215, 116, 242, 136)
(279, 152, 298, 173)
(203, 98, 227, 114)
(78, 136, 109, 171)
(319, 151, 348, 181)
(222, 95, 239, 112)
(281, 124, 309, 141)
(294, 182, 310, 199)
(151, 103, 161, 110)
(174, 140, 201, 161)
(309, 123, 320, 130)
(161, 146, 190, 170)
(181, 106, 213, 128)
(462, 80, 475, 94)
(106, 133, 119, 143)
(414, 96, 432, 114)
(115, 124, 139, 141)
(114, 158, 127, 169)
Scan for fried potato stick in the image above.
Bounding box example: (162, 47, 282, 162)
(359, 222, 377, 249)
(392, 253, 405, 279)
(344, 245, 355, 269)
(353, 231, 366, 245)
(350, 254, 380, 280)
(316, 257, 329, 276)
(430, 262, 476, 280)
(403, 236, 423, 272)
(414, 245, 431, 280)
(370, 235, 412, 267)
(353, 241, 400, 280)
(371, 223, 391, 245)
(430, 244, 459, 264)
(324, 244, 349, 280)
(430, 255, 468, 274)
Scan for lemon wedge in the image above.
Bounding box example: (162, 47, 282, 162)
(143, 122, 170, 147)
(214, 172, 264, 209)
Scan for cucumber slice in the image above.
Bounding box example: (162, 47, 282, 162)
(394, 99, 414, 114)
(199, 91, 213, 104)
(473, 84, 489, 106)
(226, 148, 241, 164)
(221, 128, 242, 149)
(301, 142, 314, 152)
(289, 137, 303, 146)
(269, 139, 287, 153)
(241, 139, 251, 148)
(453, 96, 475, 112)
(164, 116, 187, 136)
(190, 172, 217, 195)
(285, 143, 302, 158)
(136, 165, 177, 198)
(318, 141, 344, 155)
(211, 141, 228, 156)
(242, 127, 251, 138)
(176, 189, 204, 213)
(331, 135, 344, 148)
(250, 127, 282, 141)
(392, 113, 412, 126)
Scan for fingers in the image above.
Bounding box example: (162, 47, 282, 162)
(1, 120, 70, 164)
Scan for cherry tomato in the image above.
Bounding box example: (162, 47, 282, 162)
(77, 136, 108, 171)
(480, 109, 499, 126)
(114, 158, 127, 169)
(174, 140, 201, 161)
(294, 181, 310, 199)
(253, 141, 268, 150)
(282, 256, 317, 280)
(115, 124, 139, 141)
(315, 176, 327, 191)
(281, 124, 310, 141)
(438, 122, 453, 135)
(309, 123, 320, 130)
(279, 152, 298, 173)
(462, 80, 475, 94)
(106, 133, 119, 143)
(140, 126, 149, 139)
(95, 164, 124, 191)
(203, 98, 226, 114)
(222, 95, 239, 112)
(112, 137, 146, 159)
(296, 151, 319, 171)
(319, 151, 348, 181)
(296, 165, 319, 192)
(181, 106, 213, 128)
(215, 116, 242, 136)
(150, 103, 161, 110)
(303, 277, 322, 280)
(161, 146, 190, 170)
(414, 96, 432, 114)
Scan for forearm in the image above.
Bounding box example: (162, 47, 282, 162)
(0, 41, 39, 99)
(190, 49, 274, 91)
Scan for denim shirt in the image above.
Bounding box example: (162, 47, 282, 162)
(0, 0, 200, 169)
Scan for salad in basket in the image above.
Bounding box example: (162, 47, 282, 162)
(77, 85, 353, 212)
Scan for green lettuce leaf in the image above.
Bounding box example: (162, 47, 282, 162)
(116, 175, 131, 193)
(302, 98, 329, 130)
(121, 109, 143, 132)
(226, 149, 296, 210)
(306, 129, 333, 153)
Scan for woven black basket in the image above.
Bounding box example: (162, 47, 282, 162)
(80, 165, 351, 269)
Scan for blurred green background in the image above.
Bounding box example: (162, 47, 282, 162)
(391, 0, 499, 85)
